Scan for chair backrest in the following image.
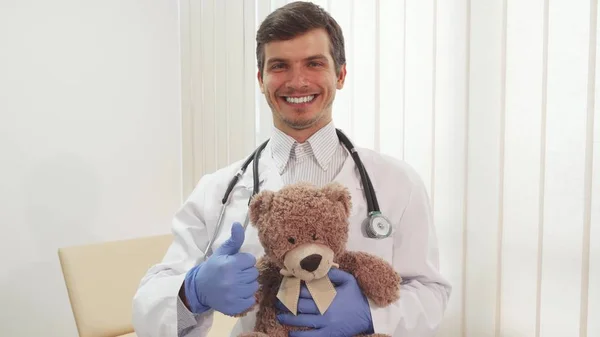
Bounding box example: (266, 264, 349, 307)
(58, 234, 173, 337)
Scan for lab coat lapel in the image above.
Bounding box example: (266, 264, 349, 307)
(235, 144, 282, 257)
(238, 143, 284, 194)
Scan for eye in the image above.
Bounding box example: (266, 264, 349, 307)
(312, 233, 317, 240)
(288, 237, 295, 244)
(271, 63, 286, 70)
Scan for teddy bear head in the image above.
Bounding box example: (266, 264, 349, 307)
(248, 181, 352, 281)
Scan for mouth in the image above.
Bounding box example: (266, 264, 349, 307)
(280, 94, 319, 107)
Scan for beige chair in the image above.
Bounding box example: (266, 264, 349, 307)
(58, 234, 238, 337)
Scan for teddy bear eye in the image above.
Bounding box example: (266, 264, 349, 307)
(288, 237, 295, 244)
(312, 233, 317, 240)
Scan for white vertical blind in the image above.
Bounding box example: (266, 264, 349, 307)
(541, 0, 591, 336)
(590, 22, 600, 332)
(181, 0, 258, 193)
(379, 0, 405, 161)
(590, 5, 600, 332)
(327, 0, 352, 136)
(244, 0, 258, 157)
(584, 3, 599, 336)
(404, 0, 435, 195)
(350, 0, 378, 150)
(501, 0, 545, 336)
(255, 0, 274, 146)
(182, 0, 600, 336)
(464, 0, 505, 335)
(433, 0, 468, 336)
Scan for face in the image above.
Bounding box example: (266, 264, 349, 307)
(257, 28, 346, 138)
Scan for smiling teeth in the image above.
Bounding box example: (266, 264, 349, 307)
(286, 95, 315, 104)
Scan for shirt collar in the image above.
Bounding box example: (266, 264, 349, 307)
(270, 121, 340, 173)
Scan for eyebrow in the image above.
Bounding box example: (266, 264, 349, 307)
(266, 54, 329, 66)
(305, 54, 328, 62)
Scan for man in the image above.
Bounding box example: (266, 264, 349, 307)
(132, 2, 451, 336)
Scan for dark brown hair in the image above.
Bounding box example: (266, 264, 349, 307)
(256, 1, 346, 78)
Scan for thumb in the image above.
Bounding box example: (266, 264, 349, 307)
(327, 267, 353, 285)
(214, 222, 245, 256)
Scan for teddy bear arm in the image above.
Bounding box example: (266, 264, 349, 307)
(256, 257, 283, 303)
(337, 252, 402, 307)
(253, 304, 292, 337)
(232, 257, 280, 318)
(241, 257, 291, 336)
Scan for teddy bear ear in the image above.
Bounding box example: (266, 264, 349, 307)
(322, 182, 352, 217)
(248, 190, 274, 227)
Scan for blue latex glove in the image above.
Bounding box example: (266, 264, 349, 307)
(276, 268, 374, 336)
(183, 222, 259, 316)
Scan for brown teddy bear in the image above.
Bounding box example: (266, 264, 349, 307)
(237, 181, 401, 337)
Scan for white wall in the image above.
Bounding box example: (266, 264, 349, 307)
(0, 1, 182, 336)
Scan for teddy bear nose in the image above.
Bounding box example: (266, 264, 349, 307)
(300, 254, 322, 272)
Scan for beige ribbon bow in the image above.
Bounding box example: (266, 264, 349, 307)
(276, 272, 337, 316)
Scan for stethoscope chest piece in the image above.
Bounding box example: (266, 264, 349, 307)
(364, 211, 392, 239)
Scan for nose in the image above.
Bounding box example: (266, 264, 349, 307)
(286, 69, 309, 89)
(300, 254, 322, 272)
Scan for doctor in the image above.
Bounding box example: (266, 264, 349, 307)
(132, 2, 451, 336)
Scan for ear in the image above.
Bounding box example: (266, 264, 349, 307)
(248, 190, 274, 227)
(257, 69, 265, 93)
(336, 63, 347, 90)
(322, 182, 351, 217)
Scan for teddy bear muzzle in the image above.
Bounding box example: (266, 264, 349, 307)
(281, 243, 338, 281)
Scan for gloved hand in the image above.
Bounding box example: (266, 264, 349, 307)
(183, 222, 259, 316)
(276, 268, 374, 336)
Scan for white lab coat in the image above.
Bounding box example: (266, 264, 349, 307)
(132, 143, 452, 337)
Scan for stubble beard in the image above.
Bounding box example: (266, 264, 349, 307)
(269, 95, 334, 131)
(283, 108, 322, 130)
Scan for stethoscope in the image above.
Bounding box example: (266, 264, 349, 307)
(204, 128, 393, 257)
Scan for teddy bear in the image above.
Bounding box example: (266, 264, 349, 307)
(237, 181, 401, 337)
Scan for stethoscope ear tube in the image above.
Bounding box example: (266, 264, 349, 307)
(363, 167, 379, 211)
(222, 144, 258, 204)
(250, 139, 269, 205)
(222, 171, 243, 204)
(335, 129, 379, 213)
(336, 129, 390, 239)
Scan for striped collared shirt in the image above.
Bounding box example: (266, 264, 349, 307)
(270, 121, 348, 187)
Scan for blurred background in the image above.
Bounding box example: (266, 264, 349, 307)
(0, 0, 598, 336)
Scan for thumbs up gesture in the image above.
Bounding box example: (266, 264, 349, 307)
(183, 222, 259, 316)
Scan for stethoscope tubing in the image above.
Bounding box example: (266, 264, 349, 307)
(203, 128, 385, 258)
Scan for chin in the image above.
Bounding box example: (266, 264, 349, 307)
(287, 119, 319, 130)
(280, 110, 325, 130)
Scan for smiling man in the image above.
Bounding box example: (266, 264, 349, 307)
(132, 2, 451, 337)
(256, 17, 346, 144)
